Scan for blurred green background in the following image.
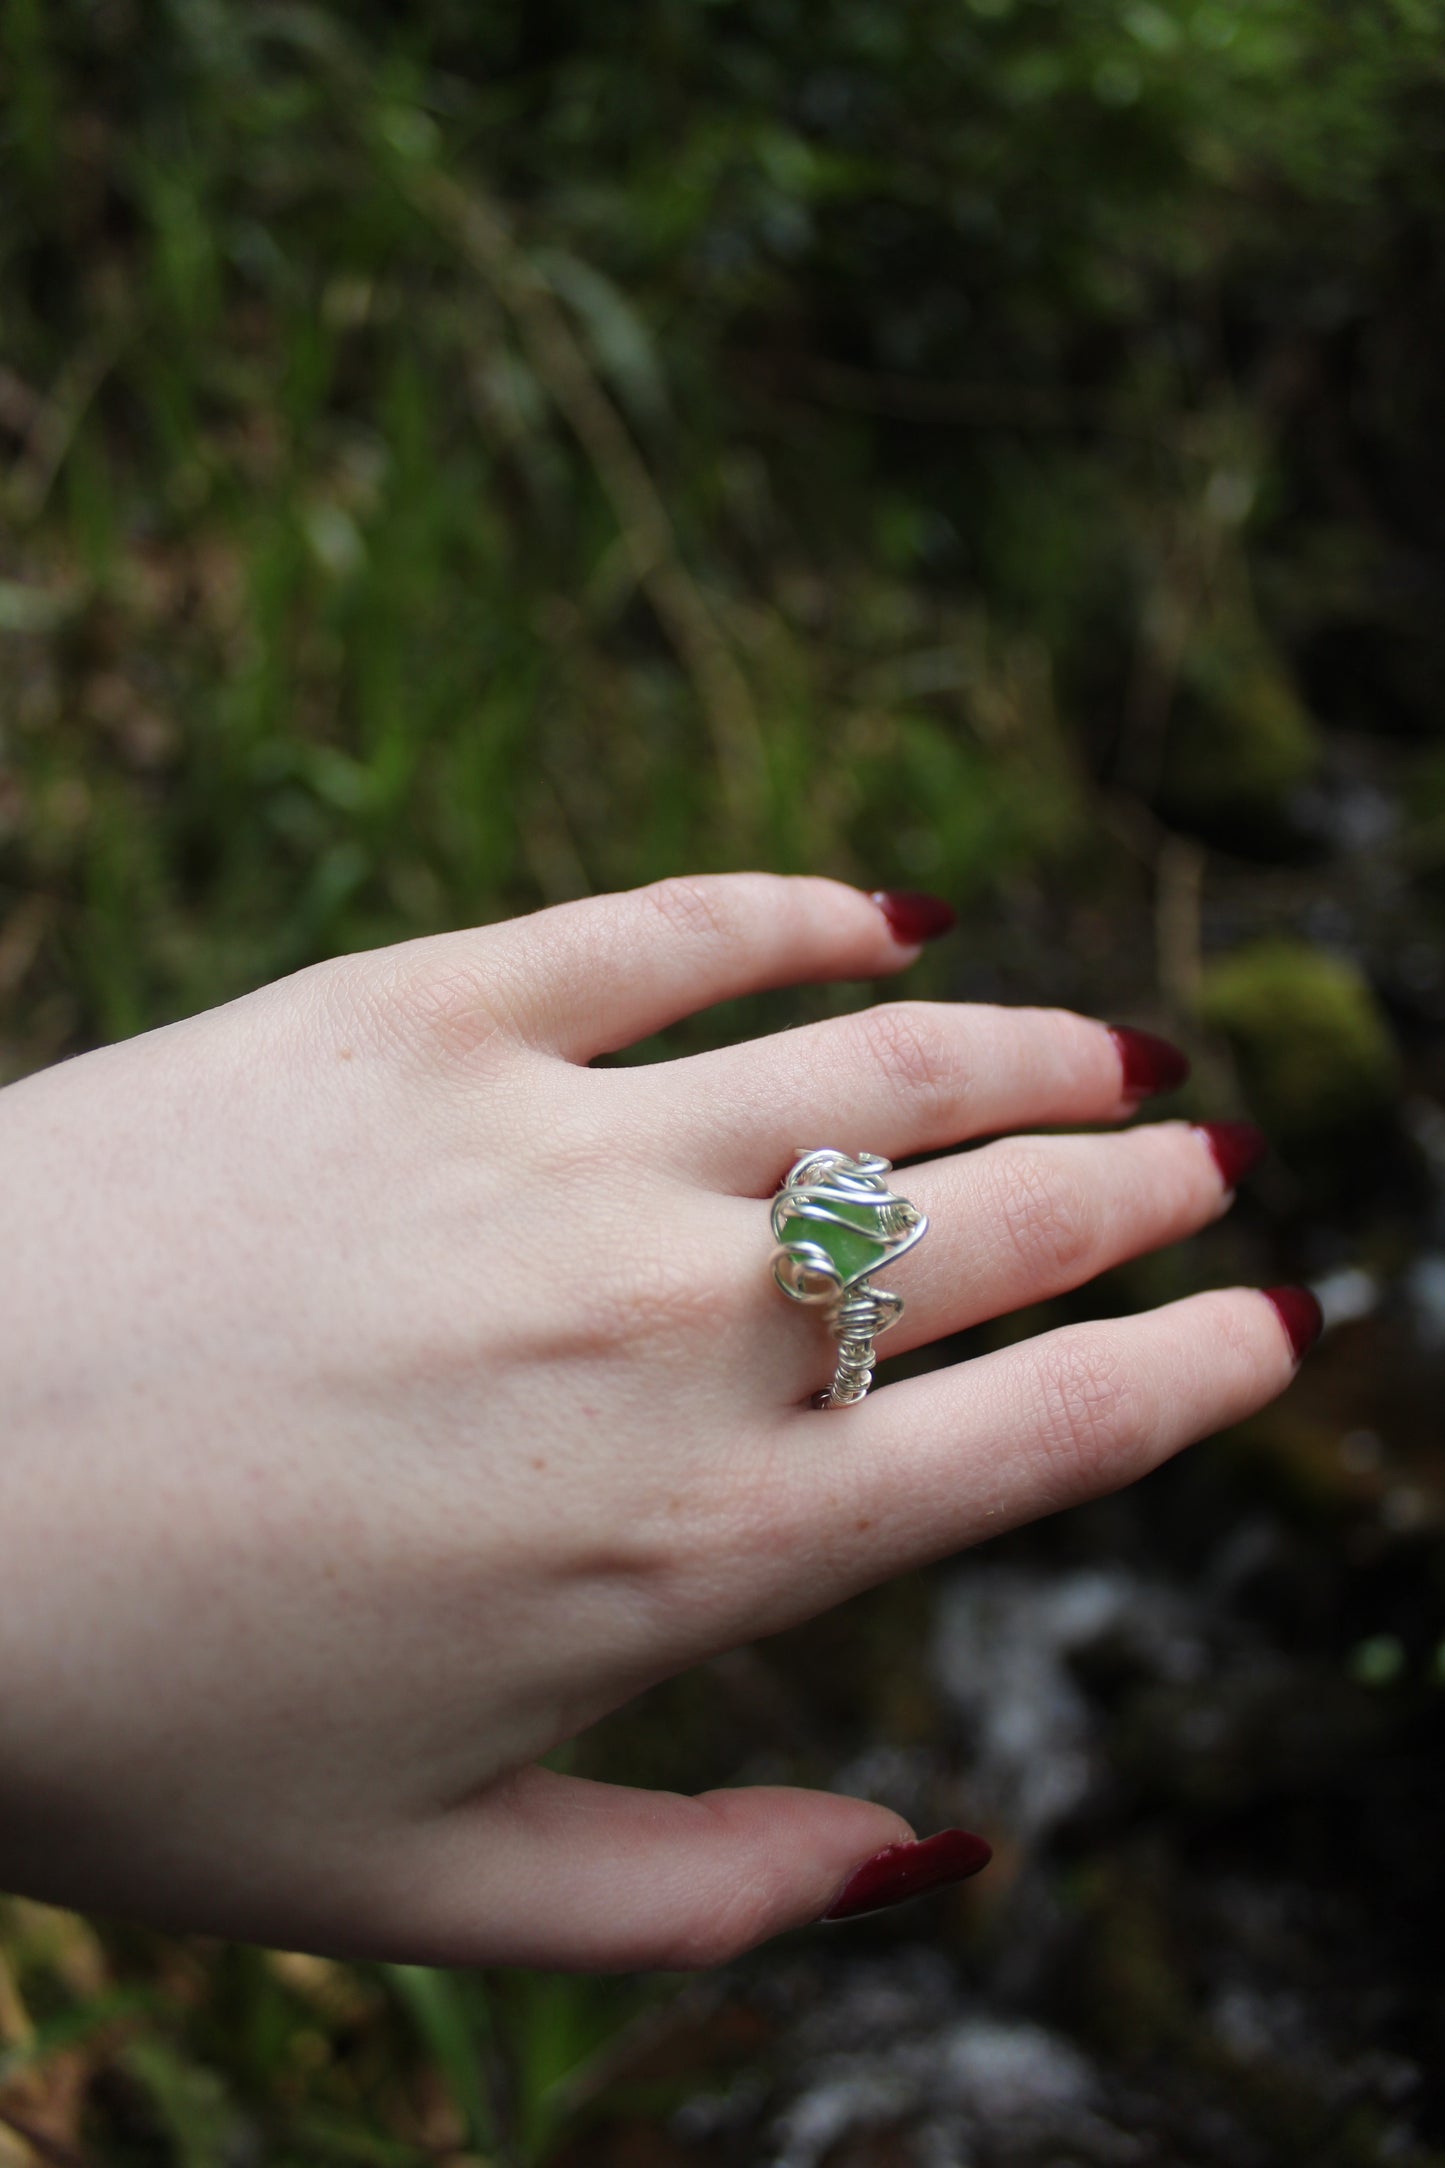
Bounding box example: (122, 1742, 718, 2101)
(2, 2, 1444, 2162)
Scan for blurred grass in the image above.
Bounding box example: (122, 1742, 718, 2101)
(4, 0, 1445, 2159)
(5, 0, 1442, 1078)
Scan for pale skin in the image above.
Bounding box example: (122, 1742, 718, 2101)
(0, 874, 1302, 1971)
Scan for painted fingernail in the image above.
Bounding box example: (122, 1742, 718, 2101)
(870, 889, 957, 944)
(1263, 1284, 1324, 1364)
(823, 1828, 992, 1921)
(1109, 1025, 1191, 1102)
(1195, 1120, 1268, 1189)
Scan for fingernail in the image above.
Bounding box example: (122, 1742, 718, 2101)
(1109, 1025, 1191, 1103)
(1195, 1120, 1268, 1189)
(869, 889, 957, 944)
(823, 1828, 992, 1921)
(1263, 1284, 1324, 1364)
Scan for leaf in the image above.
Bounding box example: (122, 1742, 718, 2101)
(122, 2037, 239, 2168)
(533, 249, 670, 425)
(383, 1967, 497, 2155)
(0, 1988, 150, 2090)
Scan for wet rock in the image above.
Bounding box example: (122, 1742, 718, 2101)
(1198, 939, 1400, 1147)
(714, 1952, 1134, 2168)
(1156, 631, 1323, 858)
(929, 1566, 1207, 1842)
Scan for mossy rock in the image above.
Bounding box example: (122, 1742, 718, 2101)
(1157, 634, 1323, 854)
(1199, 941, 1399, 1145)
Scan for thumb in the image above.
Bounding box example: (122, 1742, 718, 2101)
(370, 1766, 990, 1972)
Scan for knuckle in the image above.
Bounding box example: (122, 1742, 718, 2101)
(987, 1147, 1095, 1282)
(1029, 1331, 1145, 1493)
(325, 942, 519, 1064)
(393, 954, 516, 1058)
(568, 1238, 719, 1356)
(854, 1001, 963, 1122)
(544, 1515, 689, 1626)
(635, 873, 740, 947)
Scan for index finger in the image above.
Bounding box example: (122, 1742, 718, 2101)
(424, 875, 942, 1061)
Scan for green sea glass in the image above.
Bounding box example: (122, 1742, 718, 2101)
(785, 1196, 898, 1286)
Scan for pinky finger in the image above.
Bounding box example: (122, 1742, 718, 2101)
(755, 1286, 1321, 1623)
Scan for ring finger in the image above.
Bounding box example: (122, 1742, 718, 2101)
(756, 1117, 1262, 1401)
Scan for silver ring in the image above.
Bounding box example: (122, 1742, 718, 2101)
(770, 1149, 928, 1407)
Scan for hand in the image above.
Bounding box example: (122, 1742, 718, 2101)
(0, 876, 1311, 1969)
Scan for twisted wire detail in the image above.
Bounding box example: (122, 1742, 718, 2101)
(769, 1147, 927, 1410)
(814, 1278, 905, 1407)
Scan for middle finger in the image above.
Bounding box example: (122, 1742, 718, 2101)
(647, 1002, 1187, 1191)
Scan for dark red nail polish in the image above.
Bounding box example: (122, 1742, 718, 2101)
(870, 889, 957, 944)
(1264, 1285, 1324, 1364)
(1195, 1120, 1268, 1188)
(1109, 1025, 1191, 1102)
(823, 1828, 992, 1921)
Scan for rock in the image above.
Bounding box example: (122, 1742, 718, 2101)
(1156, 630, 1323, 856)
(1198, 940, 1399, 1145)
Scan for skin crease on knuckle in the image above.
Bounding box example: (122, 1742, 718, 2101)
(315, 930, 553, 1067)
(392, 950, 532, 1063)
(986, 1144, 1096, 1286)
(855, 1000, 969, 1130)
(1023, 1330, 1148, 1506)
(636, 868, 839, 957)
(636, 871, 747, 948)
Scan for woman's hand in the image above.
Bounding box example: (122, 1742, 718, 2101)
(0, 875, 1310, 1969)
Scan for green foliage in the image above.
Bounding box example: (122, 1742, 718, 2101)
(122, 2035, 238, 2168)
(4, 0, 1445, 1070)
(384, 1968, 498, 2154)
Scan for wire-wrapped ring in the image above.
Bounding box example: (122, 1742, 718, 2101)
(770, 1148, 928, 1407)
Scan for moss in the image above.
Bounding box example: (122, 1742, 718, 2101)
(1199, 940, 1399, 1143)
(1157, 634, 1323, 851)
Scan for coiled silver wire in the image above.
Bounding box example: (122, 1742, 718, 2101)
(769, 1148, 928, 1408)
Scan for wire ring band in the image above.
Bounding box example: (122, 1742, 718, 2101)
(770, 1148, 928, 1407)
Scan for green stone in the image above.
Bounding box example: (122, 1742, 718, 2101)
(789, 1197, 894, 1286)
